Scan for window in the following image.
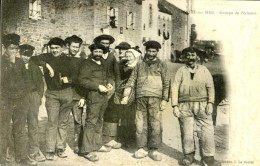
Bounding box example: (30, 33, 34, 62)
(29, 0, 41, 20)
(107, 6, 118, 28)
(126, 11, 136, 30)
(149, 4, 153, 28)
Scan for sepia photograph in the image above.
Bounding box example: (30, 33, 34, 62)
(0, 0, 259, 166)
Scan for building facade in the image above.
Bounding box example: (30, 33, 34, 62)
(2, 0, 189, 60)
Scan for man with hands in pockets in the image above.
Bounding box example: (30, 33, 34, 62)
(171, 47, 216, 166)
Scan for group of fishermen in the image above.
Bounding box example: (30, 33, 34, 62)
(0, 33, 217, 166)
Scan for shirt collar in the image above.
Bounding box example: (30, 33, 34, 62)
(185, 64, 198, 73)
(102, 52, 109, 60)
(91, 59, 101, 65)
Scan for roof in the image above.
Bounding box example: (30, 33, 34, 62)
(158, 2, 172, 15)
(160, 0, 189, 15)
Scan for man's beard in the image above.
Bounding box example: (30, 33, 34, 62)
(103, 47, 109, 54)
(92, 55, 102, 61)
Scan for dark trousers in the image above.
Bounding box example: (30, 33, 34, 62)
(103, 95, 119, 143)
(0, 96, 28, 163)
(71, 100, 84, 150)
(118, 104, 136, 145)
(135, 97, 162, 149)
(81, 98, 108, 153)
(45, 87, 73, 152)
(27, 91, 42, 154)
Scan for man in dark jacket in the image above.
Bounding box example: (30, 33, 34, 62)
(78, 43, 113, 162)
(30, 37, 73, 160)
(20, 44, 46, 162)
(65, 35, 86, 154)
(93, 35, 122, 149)
(121, 41, 170, 161)
(0, 34, 36, 165)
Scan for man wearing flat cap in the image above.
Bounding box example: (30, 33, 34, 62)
(115, 42, 131, 59)
(78, 43, 114, 162)
(0, 34, 36, 165)
(65, 35, 87, 154)
(171, 47, 216, 166)
(30, 37, 73, 160)
(121, 40, 170, 161)
(20, 44, 46, 162)
(93, 34, 122, 149)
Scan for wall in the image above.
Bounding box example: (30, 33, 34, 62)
(163, 1, 189, 51)
(2, 0, 56, 54)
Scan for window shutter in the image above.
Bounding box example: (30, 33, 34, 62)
(107, 6, 110, 25)
(126, 11, 131, 29)
(115, 8, 119, 27)
(29, 0, 41, 20)
(37, 0, 41, 19)
(29, 0, 33, 19)
(132, 12, 136, 30)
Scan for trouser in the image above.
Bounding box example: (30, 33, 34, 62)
(45, 87, 73, 152)
(118, 104, 136, 145)
(178, 101, 215, 157)
(135, 97, 162, 149)
(103, 95, 119, 143)
(0, 96, 28, 163)
(71, 100, 84, 150)
(27, 91, 42, 154)
(81, 99, 108, 153)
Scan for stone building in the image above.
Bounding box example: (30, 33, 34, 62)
(2, 0, 189, 60)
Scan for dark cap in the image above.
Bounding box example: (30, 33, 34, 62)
(2, 34, 20, 47)
(65, 35, 83, 46)
(143, 40, 161, 51)
(182, 47, 200, 55)
(115, 42, 131, 50)
(93, 35, 115, 44)
(89, 43, 106, 53)
(47, 37, 65, 47)
(19, 44, 35, 57)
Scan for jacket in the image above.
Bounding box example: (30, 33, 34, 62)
(171, 64, 215, 106)
(126, 58, 170, 100)
(78, 58, 112, 103)
(26, 61, 44, 97)
(69, 54, 87, 100)
(1, 55, 30, 99)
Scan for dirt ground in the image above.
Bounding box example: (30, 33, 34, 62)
(5, 61, 230, 166)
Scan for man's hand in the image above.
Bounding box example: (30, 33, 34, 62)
(173, 106, 180, 118)
(106, 83, 113, 91)
(160, 100, 167, 111)
(46, 63, 54, 77)
(98, 85, 108, 93)
(78, 99, 85, 108)
(205, 103, 213, 115)
(121, 96, 128, 105)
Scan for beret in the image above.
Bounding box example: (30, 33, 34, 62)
(93, 35, 115, 44)
(47, 37, 65, 47)
(2, 34, 20, 47)
(115, 42, 131, 50)
(19, 44, 35, 57)
(143, 40, 161, 50)
(88, 43, 106, 53)
(181, 47, 200, 55)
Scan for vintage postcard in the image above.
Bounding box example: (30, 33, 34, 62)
(1, 0, 259, 166)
